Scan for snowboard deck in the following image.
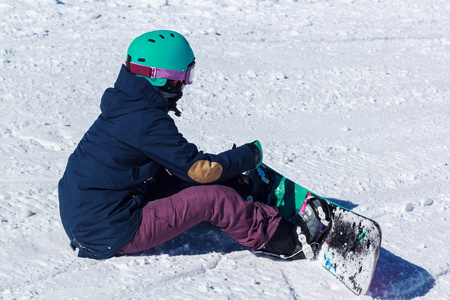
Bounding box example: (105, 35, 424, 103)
(246, 163, 382, 296)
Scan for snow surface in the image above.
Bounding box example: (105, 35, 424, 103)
(1, 0, 449, 299)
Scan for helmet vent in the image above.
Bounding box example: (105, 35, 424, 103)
(148, 39, 156, 43)
(170, 33, 175, 37)
(138, 58, 146, 62)
(159, 34, 165, 39)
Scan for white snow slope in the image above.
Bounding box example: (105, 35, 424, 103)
(1, 0, 449, 299)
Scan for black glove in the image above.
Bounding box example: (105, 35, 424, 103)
(244, 140, 263, 168)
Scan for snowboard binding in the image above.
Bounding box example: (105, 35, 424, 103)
(220, 165, 274, 202)
(244, 165, 274, 204)
(288, 193, 332, 259)
(257, 193, 332, 260)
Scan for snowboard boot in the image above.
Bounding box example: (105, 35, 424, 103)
(257, 194, 332, 260)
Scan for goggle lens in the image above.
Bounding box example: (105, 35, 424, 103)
(185, 63, 195, 85)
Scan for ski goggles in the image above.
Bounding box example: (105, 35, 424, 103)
(126, 59, 195, 85)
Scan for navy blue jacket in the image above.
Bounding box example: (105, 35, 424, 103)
(58, 65, 255, 259)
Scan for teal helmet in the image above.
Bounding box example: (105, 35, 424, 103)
(126, 30, 195, 86)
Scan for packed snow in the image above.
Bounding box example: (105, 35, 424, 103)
(1, 0, 449, 299)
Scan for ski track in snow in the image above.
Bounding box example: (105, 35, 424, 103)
(1, 0, 449, 299)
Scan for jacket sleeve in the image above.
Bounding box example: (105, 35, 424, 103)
(139, 110, 255, 184)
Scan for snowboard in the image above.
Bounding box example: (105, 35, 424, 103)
(245, 163, 382, 296)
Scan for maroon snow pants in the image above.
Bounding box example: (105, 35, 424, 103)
(116, 185, 281, 255)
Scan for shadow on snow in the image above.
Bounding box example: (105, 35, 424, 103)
(138, 222, 247, 257)
(368, 248, 435, 299)
(325, 197, 359, 211)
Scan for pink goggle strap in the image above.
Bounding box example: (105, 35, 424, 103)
(126, 60, 190, 83)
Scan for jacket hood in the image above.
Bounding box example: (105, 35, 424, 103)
(100, 65, 169, 118)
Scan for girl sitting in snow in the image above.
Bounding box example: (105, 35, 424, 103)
(58, 30, 328, 260)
